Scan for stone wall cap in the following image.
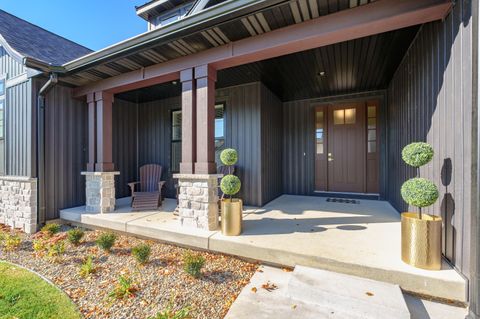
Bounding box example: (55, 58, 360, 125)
(0, 175, 37, 182)
(173, 173, 223, 179)
(81, 171, 120, 176)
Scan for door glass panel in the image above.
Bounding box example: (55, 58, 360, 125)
(368, 129, 376, 141)
(344, 108, 356, 124)
(368, 118, 376, 129)
(368, 141, 376, 153)
(315, 110, 324, 154)
(334, 109, 344, 125)
(368, 106, 376, 118)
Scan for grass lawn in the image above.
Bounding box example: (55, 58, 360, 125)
(0, 262, 80, 319)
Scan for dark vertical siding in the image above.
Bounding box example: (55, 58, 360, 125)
(38, 80, 88, 220)
(386, 0, 473, 277)
(5, 80, 33, 177)
(283, 99, 315, 195)
(217, 83, 262, 206)
(113, 99, 138, 198)
(260, 84, 283, 203)
(138, 96, 180, 199)
(0, 45, 25, 78)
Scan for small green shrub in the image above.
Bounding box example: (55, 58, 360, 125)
(183, 251, 205, 278)
(109, 275, 137, 299)
(401, 178, 439, 208)
(32, 239, 46, 253)
(220, 148, 238, 166)
(79, 255, 96, 278)
(41, 223, 61, 236)
(67, 228, 85, 245)
(220, 175, 241, 196)
(132, 243, 151, 265)
(46, 240, 66, 259)
(401, 142, 434, 168)
(3, 234, 21, 251)
(96, 232, 117, 252)
(150, 303, 191, 319)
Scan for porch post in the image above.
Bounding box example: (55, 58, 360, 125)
(86, 93, 96, 172)
(81, 91, 119, 214)
(94, 91, 114, 172)
(194, 64, 217, 174)
(179, 68, 196, 174)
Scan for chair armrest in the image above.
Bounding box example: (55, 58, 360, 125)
(128, 182, 140, 195)
(158, 181, 166, 190)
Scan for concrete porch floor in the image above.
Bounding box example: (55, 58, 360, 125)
(60, 194, 466, 302)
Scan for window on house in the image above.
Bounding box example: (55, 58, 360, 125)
(152, 4, 192, 28)
(0, 77, 5, 175)
(170, 103, 225, 172)
(367, 105, 377, 153)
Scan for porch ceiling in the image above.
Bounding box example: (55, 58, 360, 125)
(60, 0, 376, 87)
(117, 25, 419, 103)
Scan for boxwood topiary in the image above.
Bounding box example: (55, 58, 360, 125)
(220, 175, 241, 196)
(401, 178, 439, 208)
(220, 148, 238, 166)
(401, 142, 434, 168)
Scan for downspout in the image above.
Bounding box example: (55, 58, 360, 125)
(36, 73, 58, 225)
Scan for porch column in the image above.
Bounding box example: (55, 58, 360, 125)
(95, 91, 114, 172)
(179, 68, 196, 174)
(81, 91, 119, 214)
(86, 93, 96, 171)
(194, 64, 217, 174)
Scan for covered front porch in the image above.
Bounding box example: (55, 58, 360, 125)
(60, 194, 466, 302)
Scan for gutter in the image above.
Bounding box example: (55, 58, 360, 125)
(62, 0, 287, 73)
(36, 73, 58, 225)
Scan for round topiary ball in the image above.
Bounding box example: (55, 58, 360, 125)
(401, 178, 439, 208)
(220, 148, 238, 166)
(402, 142, 434, 168)
(220, 175, 241, 196)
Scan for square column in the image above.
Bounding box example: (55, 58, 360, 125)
(82, 171, 119, 213)
(194, 65, 217, 174)
(95, 91, 114, 172)
(86, 93, 96, 172)
(173, 173, 221, 230)
(179, 68, 196, 174)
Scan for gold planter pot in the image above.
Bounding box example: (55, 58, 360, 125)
(401, 212, 442, 270)
(221, 198, 243, 236)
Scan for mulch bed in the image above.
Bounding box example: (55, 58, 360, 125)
(0, 225, 258, 319)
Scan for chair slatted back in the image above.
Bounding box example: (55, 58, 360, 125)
(140, 164, 163, 192)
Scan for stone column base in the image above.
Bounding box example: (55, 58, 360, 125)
(0, 176, 37, 234)
(81, 171, 119, 214)
(173, 173, 222, 231)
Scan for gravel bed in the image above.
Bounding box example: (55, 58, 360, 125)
(0, 225, 258, 319)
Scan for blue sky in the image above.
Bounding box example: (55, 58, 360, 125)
(0, 0, 147, 51)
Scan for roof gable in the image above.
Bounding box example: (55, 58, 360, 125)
(0, 10, 92, 66)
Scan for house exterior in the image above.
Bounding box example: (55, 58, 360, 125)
(0, 0, 479, 316)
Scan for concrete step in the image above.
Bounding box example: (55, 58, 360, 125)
(287, 265, 411, 319)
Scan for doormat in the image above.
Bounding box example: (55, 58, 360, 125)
(326, 198, 360, 204)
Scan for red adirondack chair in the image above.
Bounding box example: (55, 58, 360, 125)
(128, 164, 166, 211)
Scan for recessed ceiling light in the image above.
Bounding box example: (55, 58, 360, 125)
(318, 71, 326, 76)
(172, 81, 178, 85)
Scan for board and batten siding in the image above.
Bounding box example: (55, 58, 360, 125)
(0, 45, 25, 78)
(36, 80, 88, 220)
(113, 98, 138, 198)
(386, 0, 473, 277)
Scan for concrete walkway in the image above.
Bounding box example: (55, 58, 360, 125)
(60, 194, 466, 301)
(225, 265, 468, 319)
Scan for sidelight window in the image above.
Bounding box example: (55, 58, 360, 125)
(367, 105, 377, 153)
(315, 110, 324, 154)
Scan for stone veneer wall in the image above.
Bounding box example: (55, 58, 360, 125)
(0, 176, 37, 233)
(82, 171, 119, 214)
(174, 174, 220, 230)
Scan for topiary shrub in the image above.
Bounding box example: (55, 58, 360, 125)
(67, 228, 85, 246)
(401, 142, 438, 219)
(220, 148, 238, 166)
(401, 178, 439, 208)
(96, 232, 117, 252)
(401, 142, 434, 168)
(220, 175, 241, 197)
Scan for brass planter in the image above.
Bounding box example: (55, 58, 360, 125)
(401, 212, 442, 270)
(221, 198, 243, 236)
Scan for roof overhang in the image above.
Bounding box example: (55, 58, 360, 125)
(63, 0, 285, 73)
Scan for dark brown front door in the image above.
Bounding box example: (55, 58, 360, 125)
(315, 102, 370, 193)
